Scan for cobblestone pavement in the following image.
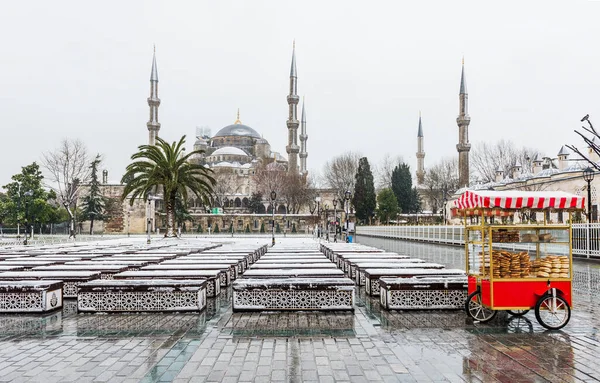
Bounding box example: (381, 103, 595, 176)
(1, 238, 600, 382)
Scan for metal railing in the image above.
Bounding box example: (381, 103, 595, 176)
(357, 224, 600, 258)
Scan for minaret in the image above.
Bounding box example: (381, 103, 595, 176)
(456, 57, 471, 188)
(416, 112, 425, 185)
(286, 41, 300, 175)
(147, 46, 161, 145)
(299, 98, 308, 176)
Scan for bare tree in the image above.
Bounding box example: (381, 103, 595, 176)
(280, 173, 318, 214)
(42, 139, 90, 237)
(211, 168, 241, 208)
(567, 114, 600, 170)
(422, 157, 459, 213)
(374, 153, 404, 190)
(322, 151, 361, 202)
(252, 162, 287, 207)
(471, 140, 541, 183)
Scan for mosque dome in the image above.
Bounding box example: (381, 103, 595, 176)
(214, 124, 261, 139)
(211, 146, 249, 156)
(213, 110, 262, 139)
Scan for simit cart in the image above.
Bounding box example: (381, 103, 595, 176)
(453, 190, 585, 330)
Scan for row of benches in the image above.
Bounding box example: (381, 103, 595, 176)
(320, 243, 468, 310)
(0, 239, 269, 313)
(232, 244, 356, 311)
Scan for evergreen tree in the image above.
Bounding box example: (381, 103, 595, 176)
(291, 223, 297, 233)
(276, 222, 281, 233)
(391, 163, 419, 214)
(352, 157, 376, 224)
(1, 162, 61, 232)
(81, 155, 106, 235)
(248, 192, 263, 213)
(260, 222, 265, 233)
(376, 188, 399, 224)
(245, 224, 250, 233)
(197, 223, 203, 233)
(214, 223, 220, 233)
(229, 222, 234, 233)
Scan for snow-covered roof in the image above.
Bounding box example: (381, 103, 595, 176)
(533, 167, 560, 178)
(211, 146, 249, 156)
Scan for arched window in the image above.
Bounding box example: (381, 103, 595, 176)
(258, 204, 266, 214)
(277, 205, 287, 214)
(242, 198, 249, 207)
(235, 198, 242, 207)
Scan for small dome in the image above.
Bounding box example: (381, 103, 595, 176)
(211, 146, 249, 156)
(213, 124, 261, 139)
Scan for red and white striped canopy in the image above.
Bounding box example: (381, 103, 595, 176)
(453, 190, 585, 211)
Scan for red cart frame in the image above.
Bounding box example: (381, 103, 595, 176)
(454, 190, 585, 330)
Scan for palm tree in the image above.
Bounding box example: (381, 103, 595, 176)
(121, 136, 215, 237)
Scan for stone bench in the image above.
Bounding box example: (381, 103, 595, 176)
(320, 245, 383, 261)
(232, 277, 355, 311)
(242, 268, 346, 279)
(355, 263, 445, 286)
(32, 265, 130, 280)
(335, 252, 407, 269)
(0, 260, 60, 269)
(0, 271, 102, 298)
(202, 250, 261, 263)
(142, 264, 237, 283)
(167, 257, 247, 274)
(347, 259, 426, 278)
(249, 263, 337, 269)
(379, 276, 468, 310)
(0, 280, 63, 313)
(77, 279, 207, 313)
(64, 260, 148, 271)
(113, 270, 221, 297)
(361, 268, 466, 296)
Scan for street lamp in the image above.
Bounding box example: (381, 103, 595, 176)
(344, 190, 352, 242)
(270, 190, 276, 246)
(23, 190, 33, 245)
(333, 199, 338, 242)
(146, 194, 162, 244)
(127, 210, 131, 237)
(16, 182, 21, 239)
(583, 167, 595, 223)
(315, 196, 321, 239)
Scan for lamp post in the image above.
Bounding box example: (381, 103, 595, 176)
(146, 194, 162, 244)
(584, 167, 595, 223)
(16, 182, 21, 239)
(333, 199, 338, 242)
(23, 190, 33, 245)
(270, 190, 276, 246)
(344, 190, 351, 243)
(315, 196, 321, 239)
(127, 210, 131, 237)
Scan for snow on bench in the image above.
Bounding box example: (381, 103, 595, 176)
(77, 279, 207, 313)
(113, 270, 222, 297)
(379, 276, 468, 310)
(0, 280, 63, 313)
(232, 277, 355, 311)
(0, 271, 101, 298)
(361, 268, 466, 296)
(241, 268, 346, 279)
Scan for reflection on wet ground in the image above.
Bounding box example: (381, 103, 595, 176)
(1, 238, 600, 381)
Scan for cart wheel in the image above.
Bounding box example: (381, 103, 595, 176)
(534, 294, 571, 330)
(507, 309, 529, 316)
(465, 291, 497, 323)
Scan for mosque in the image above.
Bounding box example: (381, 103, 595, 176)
(86, 44, 319, 234)
(413, 59, 600, 223)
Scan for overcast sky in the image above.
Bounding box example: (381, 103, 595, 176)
(2, 0, 600, 187)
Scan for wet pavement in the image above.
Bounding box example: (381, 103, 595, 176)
(1, 237, 600, 382)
